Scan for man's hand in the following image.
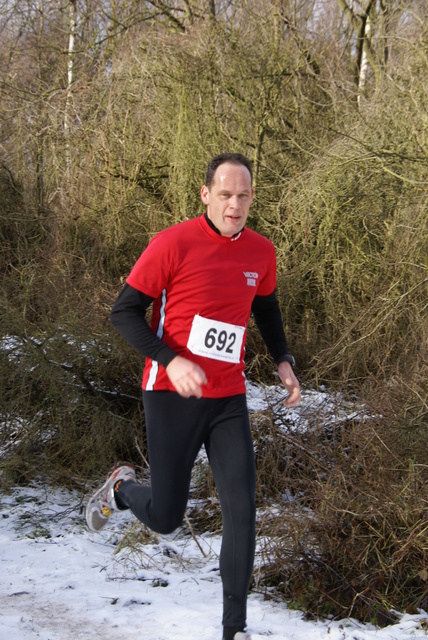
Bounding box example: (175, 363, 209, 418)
(277, 361, 301, 408)
(166, 355, 207, 398)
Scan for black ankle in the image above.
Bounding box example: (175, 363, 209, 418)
(113, 479, 129, 510)
(223, 626, 245, 640)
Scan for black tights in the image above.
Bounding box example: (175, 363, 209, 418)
(116, 391, 256, 630)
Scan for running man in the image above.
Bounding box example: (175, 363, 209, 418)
(86, 153, 301, 640)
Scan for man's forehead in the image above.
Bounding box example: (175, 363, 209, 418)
(212, 163, 252, 187)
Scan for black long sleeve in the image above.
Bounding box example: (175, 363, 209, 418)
(251, 290, 289, 366)
(111, 284, 290, 370)
(110, 283, 178, 369)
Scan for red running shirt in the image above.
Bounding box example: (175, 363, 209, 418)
(126, 215, 277, 398)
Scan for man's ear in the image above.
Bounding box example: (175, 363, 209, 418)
(200, 185, 209, 205)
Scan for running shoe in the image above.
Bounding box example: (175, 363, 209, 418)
(85, 463, 136, 532)
(223, 631, 252, 640)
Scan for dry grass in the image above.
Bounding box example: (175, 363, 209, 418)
(251, 403, 428, 625)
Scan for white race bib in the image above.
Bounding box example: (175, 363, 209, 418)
(187, 314, 245, 364)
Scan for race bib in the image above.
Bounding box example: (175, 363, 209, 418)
(187, 314, 245, 364)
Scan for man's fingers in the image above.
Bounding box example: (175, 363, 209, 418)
(191, 367, 207, 386)
(179, 369, 206, 397)
(276, 361, 302, 409)
(179, 383, 202, 399)
(283, 387, 301, 408)
(166, 356, 207, 397)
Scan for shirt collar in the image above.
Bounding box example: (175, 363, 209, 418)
(203, 212, 245, 238)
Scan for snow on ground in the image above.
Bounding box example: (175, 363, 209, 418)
(245, 380, 368, 430)
(0, 383, 427, 640)
(0, 483, 427, 640)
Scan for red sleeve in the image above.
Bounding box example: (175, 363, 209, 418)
(256, 242, 277, 297)
(126, 231, 174, 298)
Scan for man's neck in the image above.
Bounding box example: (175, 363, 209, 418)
(204, 212, 244, 237)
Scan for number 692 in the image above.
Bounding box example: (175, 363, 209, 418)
(204, 327, 236, 354)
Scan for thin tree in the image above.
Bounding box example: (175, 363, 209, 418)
(65, 0, 76, 173)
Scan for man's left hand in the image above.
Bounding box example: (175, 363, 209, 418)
(277, 361, 301, 408)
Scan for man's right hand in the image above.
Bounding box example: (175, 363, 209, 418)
(166, 356, 207, 398)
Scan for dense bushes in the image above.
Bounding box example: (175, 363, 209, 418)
(0, 0, 427, 625)
(250, 408, 428, 623)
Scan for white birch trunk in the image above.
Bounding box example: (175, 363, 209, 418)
(65, 0, 76, 172)
(358, 10, 371, 109)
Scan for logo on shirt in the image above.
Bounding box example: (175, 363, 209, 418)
(243, 271, 259, 287)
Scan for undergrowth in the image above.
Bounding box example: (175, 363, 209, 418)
(250, 403, 428, 625)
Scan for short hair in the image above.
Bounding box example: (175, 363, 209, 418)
(205, 153, 253, 189)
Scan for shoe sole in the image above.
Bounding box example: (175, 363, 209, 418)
(85, 463, 135, 532)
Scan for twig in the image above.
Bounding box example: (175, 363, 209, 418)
(134, 437, 150, 469)
(185, 513, 207, 558)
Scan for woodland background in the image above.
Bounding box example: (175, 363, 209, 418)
(0, 0, 427, 626)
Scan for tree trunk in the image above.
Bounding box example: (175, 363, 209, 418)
(65, 0, 76, 173)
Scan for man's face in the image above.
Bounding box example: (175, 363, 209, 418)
(201, 162, 254, 237)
